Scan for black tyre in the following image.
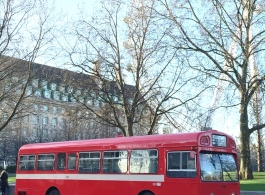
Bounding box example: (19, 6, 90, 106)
(143, 192, 154, 195)
(48, 190, 60, 195)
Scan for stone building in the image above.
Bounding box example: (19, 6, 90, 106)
(0, 56, 125, 164)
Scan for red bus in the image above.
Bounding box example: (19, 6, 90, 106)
(15, 129, 240, 195)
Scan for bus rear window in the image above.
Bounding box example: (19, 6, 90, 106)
(167, 151, 196, 178)
(19, 155, 35, 170)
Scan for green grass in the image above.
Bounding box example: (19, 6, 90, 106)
(8, 176, 16, 183)
(240, 172, 265, 191)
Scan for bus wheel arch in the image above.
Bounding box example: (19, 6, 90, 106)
(46, 187, 60, 195)
(138, 190, 155, 195)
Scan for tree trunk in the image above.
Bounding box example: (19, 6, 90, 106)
(239, 103, 254, 179)
(257, 130, 264, 172)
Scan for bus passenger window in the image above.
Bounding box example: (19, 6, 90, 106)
(130, 149, 158, 174)
(103, 150, 127, 173)
(57, 153, 66, 170)
(167, 151, 196, 178)
(68, 153, 76, 170)
(19, 155, 36, 171)
(78, 152, 100, 173)
(37, 154, 55, 171)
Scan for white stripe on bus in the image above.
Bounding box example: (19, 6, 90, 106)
(16, 174, 164, 182)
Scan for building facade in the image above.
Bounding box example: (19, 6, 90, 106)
(0, 57, 121, 164)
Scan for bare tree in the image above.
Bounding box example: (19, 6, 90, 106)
(0, 0, 56, 133)
(161, 0, 265, 179)
(60, 0, 207, 137)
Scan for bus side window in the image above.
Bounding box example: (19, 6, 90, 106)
(68, 153, 76, 170)
(57, 153, 66, 170)
(78, 152, 100, 173)
(19, 155, 36, 171)
(103, 150, 127, 173)
(167, 151, 196, 178)
(37, 154, 55, 171)
(130, 149, 158, 174)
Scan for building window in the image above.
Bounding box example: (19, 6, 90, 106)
(26, 86, 32, 96)
(32, 115, 38, 124)
(52, 107, 57, 114)
(52, 118, 57, 127)
(40, 80, 48, 89)
(34, 89, 42, 97)
(42, 105, 48, 112)
(23, 115, 29, 123)
(61, 119, 66, 128)
(61, 108, 65, 114)
(61, 93, 68, 102)
(67, 86, 74, 93)
(50, 83, 56, 90)
(23, 103, 28, 109)
(22, 128, 28, 136)
(31, 79, 39, 88)
(94, 99, 99, 107)
(32, 128, 37, 137)
(52, 91, 60, 100)
(43, 89, 51, 99)
(34, 104, 38, 111)
(86, 98, 92, 106)
(42, 117, 48, 125)
(59, 84, 65, 93)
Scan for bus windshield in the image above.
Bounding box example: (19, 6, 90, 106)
(200, 152, 238, 182)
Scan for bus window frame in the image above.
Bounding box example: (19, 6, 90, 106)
(19, 154, 36, 171)
(102, 150, 128, 174)
(129, 149, 158, 174)
(167, 151, 197, 178)
(56, 152, 66, 171)
(37, 153, 55, 171)
(67, 153, 77, 170)
(78, 151, 101, 173)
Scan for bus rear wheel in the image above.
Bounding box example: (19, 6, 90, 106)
(48, 190, 60, 195)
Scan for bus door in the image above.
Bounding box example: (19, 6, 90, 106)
(199, 152, 240, 195)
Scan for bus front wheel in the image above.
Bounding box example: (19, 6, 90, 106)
(48, 190, 60, 195)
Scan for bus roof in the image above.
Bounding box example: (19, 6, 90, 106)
(18, 130, 230, 154)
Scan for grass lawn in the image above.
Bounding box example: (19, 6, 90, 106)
(240, 172, 265, 191)
(8, 176, 16, 183)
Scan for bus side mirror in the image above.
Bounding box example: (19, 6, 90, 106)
(190, 151, 196, 158)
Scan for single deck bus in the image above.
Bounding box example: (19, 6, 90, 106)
(15, 129, 240, 195)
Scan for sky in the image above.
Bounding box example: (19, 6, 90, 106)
(46, 0, 244, 140)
